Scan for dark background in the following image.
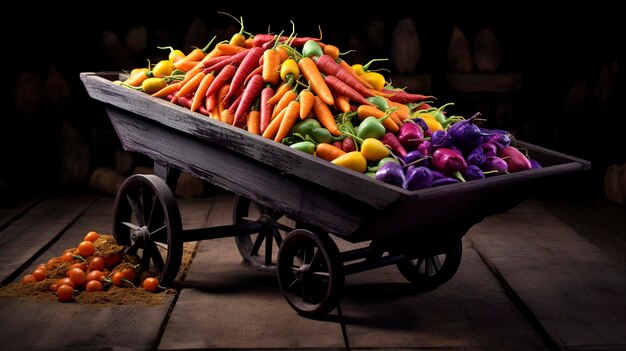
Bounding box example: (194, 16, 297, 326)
(1, 5, 623, 204)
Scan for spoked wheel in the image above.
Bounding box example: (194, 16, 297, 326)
(233, 195, 295, 271)
(395, 239, 463, 290)
(113, 174, 183, 286)
(277, 229, 344, 317)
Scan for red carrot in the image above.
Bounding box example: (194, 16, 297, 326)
(382, 89, 434, 104)
(206, 64, 236, 97)
(202, 49, 250, 72)
(225, 47, 264, 105)
(316, 55, 373, 98)
(324, 75, 372, 106)
(234, 74, 265, 127)
(259, 85, 274, 134)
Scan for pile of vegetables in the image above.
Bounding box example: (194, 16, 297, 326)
(20, 231, 164, 302)
(119, 14, 540, 190)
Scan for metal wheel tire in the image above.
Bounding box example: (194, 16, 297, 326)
(277, 229, 344, 317)
(233, 195, 295, 271)
(396, 239, 463, 290)
(113, 174, 183, 286)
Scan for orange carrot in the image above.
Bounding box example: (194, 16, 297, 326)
(174, 60, 202, 72)
(220, 108, 235, 125)
(176, 71, 206, 98)
(124, 69, 150, 87)
(356, 105, 399, 133)
(272, 89, 297, 119)
(315, 143, 346, 161)
(206, 93, 217, 113)
(244, 37, 254, 48)
(267, 82, 291, 105)
(217, 84, 230, 115)
(298, 90, 315, 119)
(312, 96, 341, 136)
(323, 44, 340, 60)
(388, 101, 411, 121)
(191, 73, 215, 112)
(262, 49, 281, 85)
(298, 57, 334, 105)
(334, 95, 351, 113)
(274, 100, 301, 142)
(247, 109, 261, 135)
(262, 108, 286, 140)
(276, 46, 290, 63)
(216, 43, 248, 55)
(151, 82, 181, 98)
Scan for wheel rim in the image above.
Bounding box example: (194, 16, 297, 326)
(396, 239, 463, 290)
(113, 174, 183, 286)
(277, 229, 343, 317)
(233, 195, 295, 271)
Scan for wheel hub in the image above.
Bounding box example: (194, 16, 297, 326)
(131, 226, 151, 244)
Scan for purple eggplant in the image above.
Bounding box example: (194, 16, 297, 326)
(403, 150, 425, 165)
(375, 162, 405, 187)
(483, 156, 508, 175)
(477, 141, 499, 157)
(404, 166, 433, 190)
(417, 140, 433, 157)
(397, 121, 424, 150)
(466, 148, 487, 166)
(447, 114, 484, 150)
(430, 130, 453, 149)
(464, 164, 485, 181)
(481, 128, 513, 147)
(433, 148, 468, 173)
(381, 132, 407, 158)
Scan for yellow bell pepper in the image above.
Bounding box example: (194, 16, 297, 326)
(360, 138, 389, 162)
(362, 72, 386, 91)
(332, 151, 367, 173)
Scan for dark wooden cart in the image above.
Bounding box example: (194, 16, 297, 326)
(80, 72, 590, 317)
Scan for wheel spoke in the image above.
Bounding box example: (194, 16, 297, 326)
(148, 201, 165, 232)
(126, 193, 146, 227)
(122, 221, 140, 230)
(289, 276, 301, 289)
(150, 241, 165, 272)
(142, 188, 153, 228)
(150, 224, 167, 237)
(272, 222, 294, 232)
(125, 242, 140, 256)
(312, 271, 330, 278)
(250, 232, 266, 256)
(430, 256, 442, 274)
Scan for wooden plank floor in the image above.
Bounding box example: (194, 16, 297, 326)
(0, 189, 625, 350)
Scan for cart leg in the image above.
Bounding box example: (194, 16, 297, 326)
(153, 161, 180, 193)
(232, 195, 296, 271)
(277, 229, 344, 318)
(113, 174, 183, 286)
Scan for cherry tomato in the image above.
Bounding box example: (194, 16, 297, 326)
(70, 262, 88, 272)
(88, 257, 106, 271)
(57, 277, 75, 289)
(84, 231, 100, 242)
(85, 280, 103, 292)
(49, 283, 58, 292)
(104, 253, 122, 268)
(110, 272, 126, 286)
(57, 284, 74, 302)
(32, 268, 46, 282)
(68, 268, 86, 286)
(121, 267, 136, 281)
(77, 241, 95, 257)
(61, 251, 74, 262)
(22, 275, 36, 285)
(47, 257, 61, 269)
(143, 277, 159, 292)
(85, 270, 104, 282)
